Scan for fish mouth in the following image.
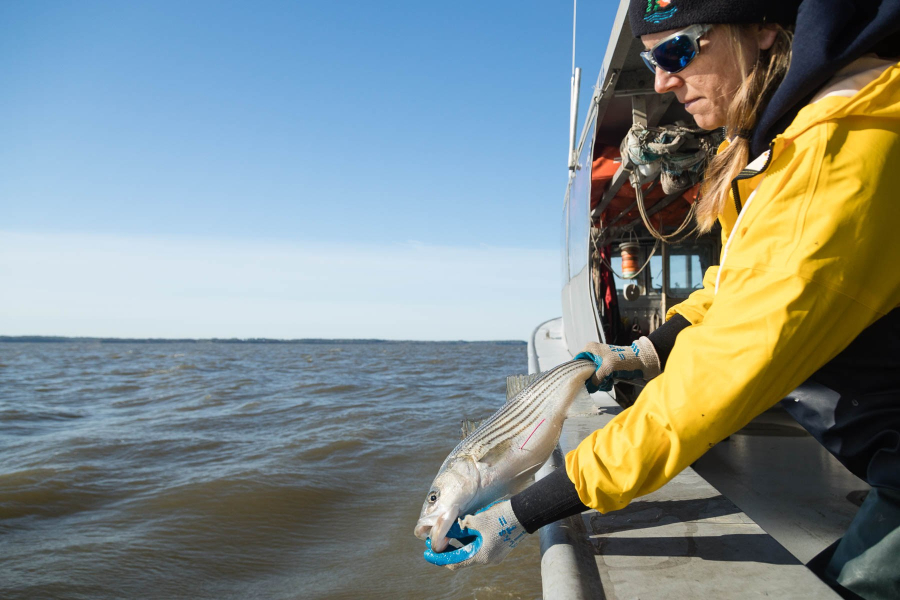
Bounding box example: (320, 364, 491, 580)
(428, 504, 459, 553)
(414, 523, 431, 540)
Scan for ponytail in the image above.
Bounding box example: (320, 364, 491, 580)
(696, 24, 793, 232)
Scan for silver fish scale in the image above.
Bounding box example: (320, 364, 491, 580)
(451, 359, 595, 463)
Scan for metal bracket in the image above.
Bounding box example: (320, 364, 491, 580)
(631, 95, 648, 127)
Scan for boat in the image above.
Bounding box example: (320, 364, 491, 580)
(530, 1, 866, 597)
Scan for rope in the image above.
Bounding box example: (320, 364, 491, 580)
(631, 170, 698, 243)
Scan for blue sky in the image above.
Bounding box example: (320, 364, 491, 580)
(1, 1, 616, 340)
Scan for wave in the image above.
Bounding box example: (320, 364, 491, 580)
(0, 467, 109, 520)
(0, 340, 534, 599)
(0, 408, 85, 422)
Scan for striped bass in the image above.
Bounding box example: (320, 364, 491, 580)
(414, 359, 595, 552)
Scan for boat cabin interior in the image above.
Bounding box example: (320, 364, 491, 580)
(561, 11, 723, 408)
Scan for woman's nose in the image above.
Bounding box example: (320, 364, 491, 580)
(654, 68, 682, 94)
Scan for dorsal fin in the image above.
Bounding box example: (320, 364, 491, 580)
(505, 372, 543, 401)
(460, 419, 482, 439)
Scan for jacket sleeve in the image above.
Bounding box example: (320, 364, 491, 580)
(566, 121, 900, 514)
(665, 261, 720, 325)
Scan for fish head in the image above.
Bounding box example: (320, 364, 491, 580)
(414, 455, 480, 552)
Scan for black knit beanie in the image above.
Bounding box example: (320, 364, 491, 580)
(629, 0, 801, 37)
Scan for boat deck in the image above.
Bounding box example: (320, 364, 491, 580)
(529, 317, 861, 599)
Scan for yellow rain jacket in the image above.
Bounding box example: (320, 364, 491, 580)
(566, 59, 900, 513)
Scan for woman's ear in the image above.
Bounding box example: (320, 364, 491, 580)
(757, 24, 779, 51)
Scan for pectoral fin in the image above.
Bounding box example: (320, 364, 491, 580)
(478, 438, 514, 467)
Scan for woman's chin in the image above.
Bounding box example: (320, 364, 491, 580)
(690, 110, 726, 131)
(682, 101, 722, 130)
(693, 114, 721, 130)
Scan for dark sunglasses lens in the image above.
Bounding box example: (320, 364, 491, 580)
(653, 34, 697, 73)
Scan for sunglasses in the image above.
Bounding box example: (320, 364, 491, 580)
(640, 24, 712, 74)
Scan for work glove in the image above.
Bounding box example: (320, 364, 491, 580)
(422, 500, 526, 571)
(576, 337, 661, 393)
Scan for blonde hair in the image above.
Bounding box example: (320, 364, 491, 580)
(696, 24, 793, 232)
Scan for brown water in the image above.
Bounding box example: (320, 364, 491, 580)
(0, 341, 543, 600)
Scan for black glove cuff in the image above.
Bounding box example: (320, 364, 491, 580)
(510, 467, 589, 534)
(647, 314, 691, 370)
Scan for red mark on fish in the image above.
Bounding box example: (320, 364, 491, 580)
(520, 419, 546, 450)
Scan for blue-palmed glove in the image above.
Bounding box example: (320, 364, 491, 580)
(576, 337, 661, 393)
(422, 500, 526, 571)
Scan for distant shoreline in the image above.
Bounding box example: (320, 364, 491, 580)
(0, 336, 526, 345)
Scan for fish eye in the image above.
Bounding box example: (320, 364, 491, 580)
(427, 490, 439, 503)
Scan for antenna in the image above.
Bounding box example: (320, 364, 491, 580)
(571, 0, 577, 76)
(568, 0, 581, 170)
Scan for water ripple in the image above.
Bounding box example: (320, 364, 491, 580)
(0, 340, 538, 600)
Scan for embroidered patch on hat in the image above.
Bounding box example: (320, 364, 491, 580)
(644, 0, 678, 23)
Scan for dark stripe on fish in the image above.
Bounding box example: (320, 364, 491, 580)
(457, 360, 593, 460)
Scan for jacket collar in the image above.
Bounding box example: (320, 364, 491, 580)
(750, 0, 900, 157)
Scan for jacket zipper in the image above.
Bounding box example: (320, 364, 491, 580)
(715, 141, 778, 295)
(731, 141, 776, 214)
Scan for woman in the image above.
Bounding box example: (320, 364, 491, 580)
(425, 1, 900, 597)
